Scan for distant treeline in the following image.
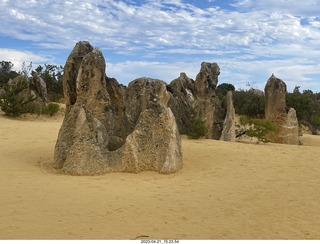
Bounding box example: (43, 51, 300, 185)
(0, 60, 63, 102)
(1, 60, 319, 133)
(216, 83, 320, 134)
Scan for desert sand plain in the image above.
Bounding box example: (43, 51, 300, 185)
(0, 110, 320, 240)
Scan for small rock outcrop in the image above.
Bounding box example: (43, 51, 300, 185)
(30, 72, 47, 103)
(167, 62, 234, 140)
(194, 62, 219, 98)
(167, 72, 196, 134)
(7, 75, 46, 107)
(265, 74, 299, 144)
(54, 41, 182, 175)
(194, 62, 224, 139)
(219, 91, 236, 141)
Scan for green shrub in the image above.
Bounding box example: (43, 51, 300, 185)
(0, 77, 36, 117)
(43, 103, 60, 116)
(216, 83, 235, 100)
(286, 86, 320, 133)
(34, 64, 63, 102)
(187, 111, 208, 139)
(51, 93, 64, 103)
(233, 89, 265, 117)
(236, 116, 277, 143)
(33, 104, 43, 116)
(310, 114, 320, 135)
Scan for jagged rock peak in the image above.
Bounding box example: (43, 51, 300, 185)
(70, 41, 94, 58)
(197, 62, 220, 87)
(63, 41, 94, 106)
(195, 62, 220, 99)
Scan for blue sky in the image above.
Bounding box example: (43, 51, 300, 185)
(1, 0, 320, 92)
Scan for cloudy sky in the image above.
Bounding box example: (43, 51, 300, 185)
(1, 0, 320, 91)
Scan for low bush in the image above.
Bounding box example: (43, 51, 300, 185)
(43, 103, 60, 116)
(233, 89, 265, 117)
(187, 111, 208, 139)
(236, 116, 277, 143)
(0, 77, 36, 117)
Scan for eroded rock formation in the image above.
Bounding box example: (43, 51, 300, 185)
(219, 91, 236, 141)
(167, 62, 234, 140)
(167, 72, 196, 134)
(30, 72, 47, 103)
(54, 41, 182, 175)
(265, 74, 299, 144)
(7, 75, 47, 107)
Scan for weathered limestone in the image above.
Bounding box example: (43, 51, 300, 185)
(7, 75, 46, 107)
(30, 72, 47, 103)
(8, 75, 30, 98)
(220, 91, 236, 141)
(54, 41, 182, 175)
(167, 72, 196, 134)
(167, 62, 234, 140)
(265, 74, 299, 144)
(265, 74, 287, 119)
(193, 62, 219, 139)
(63, 41, 94, 106)
(194, 62, 220, 99)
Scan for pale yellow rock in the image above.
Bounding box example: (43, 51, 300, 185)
(265, 74, 299, 145)
(54, 41, 182, 175)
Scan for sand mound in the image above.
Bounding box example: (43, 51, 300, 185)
(1, 112, 320, 240)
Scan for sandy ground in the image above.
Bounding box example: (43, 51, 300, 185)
(1, 111, 320, 240)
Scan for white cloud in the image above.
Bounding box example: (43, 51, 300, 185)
(0, 0, 319, 90)
(156, 48, 238, 55)
(106, 60, 200, 85)
(1, 0, 316, 50)
(215, 58, 320, 92)
(0, 49, 50, 71)
(105, 56, 320, 93)
(232, 0, 320, 16)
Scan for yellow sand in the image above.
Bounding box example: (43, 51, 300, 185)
(1, 111, 320, 240)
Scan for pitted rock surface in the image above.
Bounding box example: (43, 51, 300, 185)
(167, 62, 233, 140)
(54, 41, 182, 175)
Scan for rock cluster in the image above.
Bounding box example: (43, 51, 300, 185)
(7, 74, 47, 106)
(54, 41, 182, 175)
(167, 62, 235, 140)
(265, 74, 299, 144)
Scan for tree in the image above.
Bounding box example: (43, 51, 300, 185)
(20, 61, 33, 77)
(0, 61, 19, 86)
(286, 86, 320, 134)
(216, 83, 235, 99)
(0, 77, 36, 117)
(286, 86, 313, 121)
(236, 116, 277, 143)
(310, 115, 320, 135)
(0, 61, 14, 74)
(186, 110, 208, 139)
(233, 89, 265, 117)
(34, 64, 63, 101)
